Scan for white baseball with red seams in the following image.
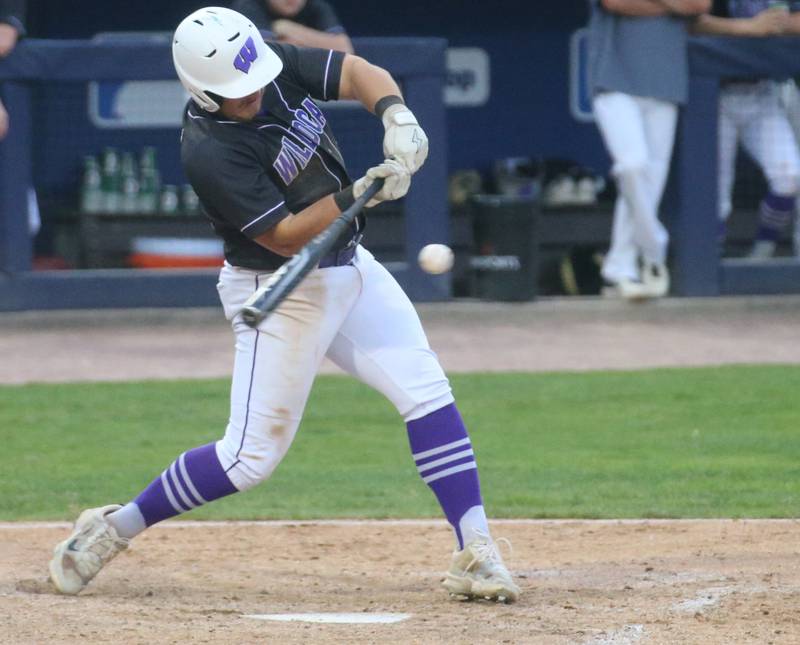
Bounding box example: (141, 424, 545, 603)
(418, 244, 454, 275)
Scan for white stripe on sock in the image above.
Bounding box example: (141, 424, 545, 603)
(178, 453, 208, 505)
(160, 472, 188, 514)
(416, 449, 474, 474)
(169, 462, 197, 509)
(412, 437, 470, 461)
(422, 461, 477, 484)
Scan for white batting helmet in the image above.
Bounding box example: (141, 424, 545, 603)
(172, 6, 283, 112)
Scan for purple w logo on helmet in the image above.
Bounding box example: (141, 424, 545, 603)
(233, 36, 258, 73)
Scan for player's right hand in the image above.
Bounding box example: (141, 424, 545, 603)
(353, 158, 411, 208)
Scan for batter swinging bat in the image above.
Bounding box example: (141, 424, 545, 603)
(239, 178, 385, 328)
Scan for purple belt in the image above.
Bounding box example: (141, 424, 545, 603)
(318, 238, 360, 268)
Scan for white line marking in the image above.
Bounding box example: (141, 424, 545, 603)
(412, 437, 470, 461)
(584, 624, 644, 645)
(416, 449, 474, 474)
(671, 587, 731, 613)
(422, 461, 477, 483)
(2, 518, 798, 530)
(243, 612, 410, 624)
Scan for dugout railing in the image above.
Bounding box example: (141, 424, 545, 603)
(0, 37, 448, 311)
(670, 36, 800, 296)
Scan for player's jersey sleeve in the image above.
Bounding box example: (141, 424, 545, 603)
(186, 142, 290, 239)
(270, 42, 345, 102)
(306, 0, 347, 33)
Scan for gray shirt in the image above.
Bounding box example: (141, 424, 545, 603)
(587, 0, 690, 105)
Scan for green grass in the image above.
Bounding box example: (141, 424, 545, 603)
(1, 366, 798, 520)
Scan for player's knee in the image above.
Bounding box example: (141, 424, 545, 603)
(228, 450, 284, 490)
(218, 416, 297, 490)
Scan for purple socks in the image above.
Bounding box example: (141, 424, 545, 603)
(407, 403, 488, 549)
(132, 442, 238, 526)
(757, 192, 796, 241)
(113, 406, 489, 551)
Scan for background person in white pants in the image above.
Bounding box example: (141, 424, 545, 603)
(694, 1, 800, 259)
(779, 78, 800, 253)
(587, 0, 710, 300)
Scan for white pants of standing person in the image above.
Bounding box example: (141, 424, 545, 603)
(778, 80, 800, 256)
(719, 82, 800, 233)
(592, 92, 678, 290)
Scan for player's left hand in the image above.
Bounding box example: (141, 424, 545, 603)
(382, 105, 429, 175)
(353, 158, 411, 208)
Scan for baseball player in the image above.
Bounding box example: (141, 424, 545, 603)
(231, 0, 353, 53)
(693, 1, 800, 258)
(587, 0, 711, 300)
(48, 7, 519, 603)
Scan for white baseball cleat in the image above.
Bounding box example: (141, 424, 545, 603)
(747, 240, 777, 260)
(49, 504, 129, 595)
(642, 261, 670, 298)
(442, 531, 521, 603)
(602, 277, 649, 301)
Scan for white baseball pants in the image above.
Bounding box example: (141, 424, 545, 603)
(592, 92, 677, 283)
(214, 246, 454, 491)
(718, 81, 800, 220)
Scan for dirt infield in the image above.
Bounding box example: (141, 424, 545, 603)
(2, 296, 800, 643)
(1, 296, 800, 383)
(4, 520, 799, 644)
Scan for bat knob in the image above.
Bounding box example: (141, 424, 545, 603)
(240, 306, 264, 328)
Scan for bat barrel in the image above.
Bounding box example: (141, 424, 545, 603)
(240, 304, 265, 327)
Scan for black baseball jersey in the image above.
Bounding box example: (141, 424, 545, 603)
(181, 42, 357, 271)
(231, 0, 346, 36)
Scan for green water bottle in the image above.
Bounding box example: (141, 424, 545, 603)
(159, 185, 180, 215)
(181, 184, 201, 216)
(100, 147, 121, 213)
(138, 147, 161, 214)
(80, 155, 103, 214)
(120, 152, 140, 214)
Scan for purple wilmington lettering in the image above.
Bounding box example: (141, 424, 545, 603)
(292, 118, 321, 146)
(273, 146, 298, 184)
(271, 101, 328, 185)
(282, 137, 314, 168)
(301, 98, 326, 127)
(233, 36, 258, 74)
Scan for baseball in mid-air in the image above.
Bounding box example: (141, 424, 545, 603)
(418, 243, 454, 274)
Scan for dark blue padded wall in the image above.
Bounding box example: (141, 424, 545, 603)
(28, 1, 606, 177)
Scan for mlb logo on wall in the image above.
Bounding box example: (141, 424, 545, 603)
(445, 48, 490, 107)
(89, 80, 189, 129)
